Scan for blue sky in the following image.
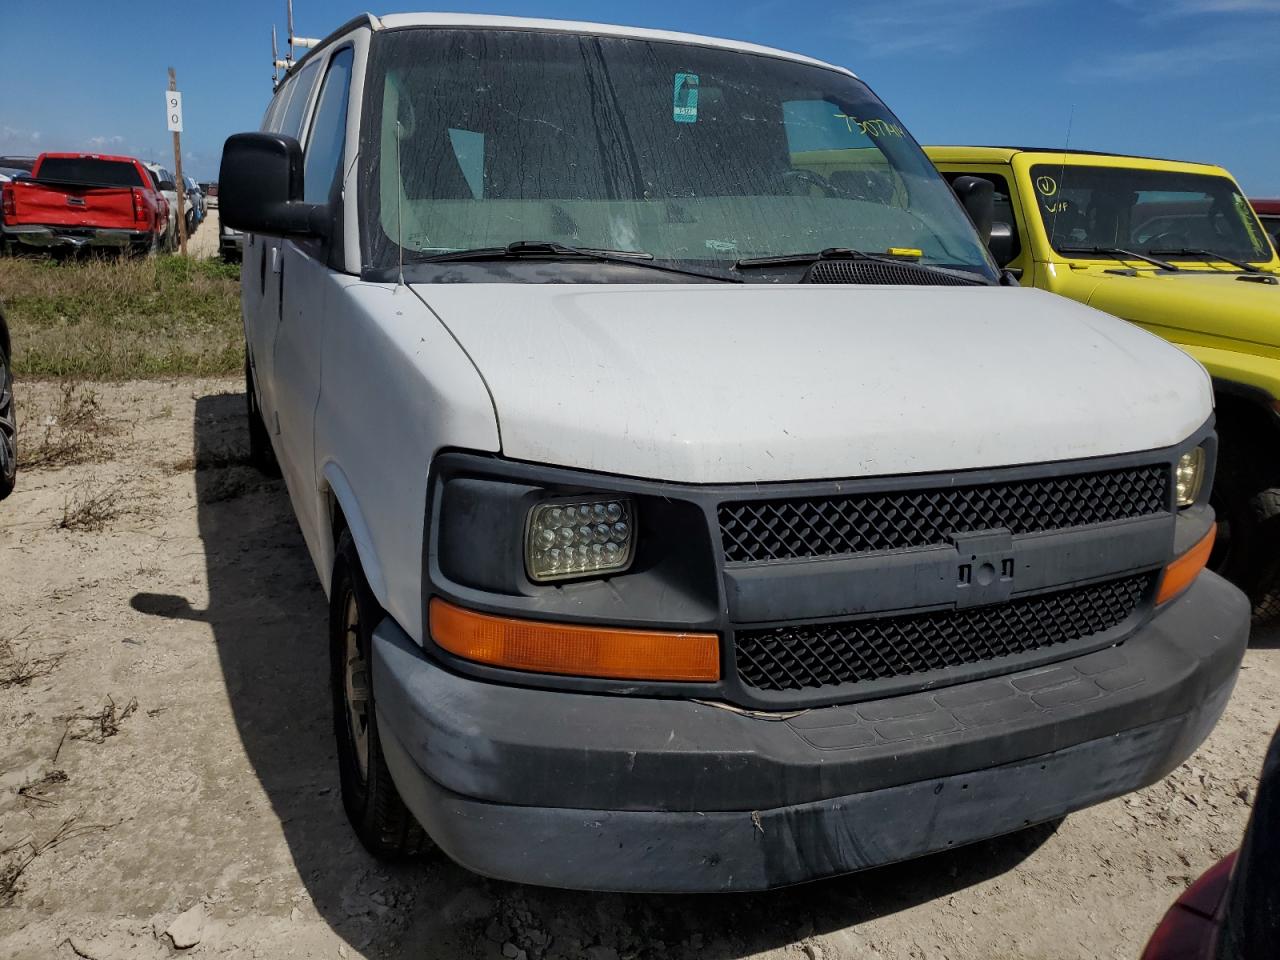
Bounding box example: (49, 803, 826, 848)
(2, 0, 1277, 192)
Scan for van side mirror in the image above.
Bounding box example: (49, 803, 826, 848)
(951, 175, 994, 245)
(219, 132, 329, 239)
(989, 221, 1017, 267)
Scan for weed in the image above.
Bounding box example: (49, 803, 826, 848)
(0, 816, 117, 905)
(0, 630, 62, 689)
(17, 770, 69, 807)
(70, 695, 139, 744)
(21, 382, 111, 469)
(57, 482, 123, 532)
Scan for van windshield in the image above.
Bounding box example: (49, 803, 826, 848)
(360, 28, 997, 281)
(1031, 164, 1273, 265)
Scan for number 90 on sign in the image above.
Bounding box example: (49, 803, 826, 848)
(165, 90, 184, 133)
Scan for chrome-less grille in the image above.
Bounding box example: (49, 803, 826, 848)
(718, 465, 1168, 564)
(735, 574, 1152, 693)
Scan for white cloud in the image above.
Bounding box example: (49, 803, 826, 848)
(1068, 33, 1276, 80)
(1113, 0, 1280, 17)
(0, 125, 41, 153)
(86, 134, 125, 150)
(841, 0, 1052, 55)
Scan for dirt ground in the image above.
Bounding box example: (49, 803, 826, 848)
(1, 379, 1278, 960)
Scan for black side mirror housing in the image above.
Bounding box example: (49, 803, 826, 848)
(988, 221, 1017, 267)
(951, 175, 994, 245)
(218, 132, 328, 239)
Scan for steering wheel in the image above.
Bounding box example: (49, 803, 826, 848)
(782, 168, 839, 197)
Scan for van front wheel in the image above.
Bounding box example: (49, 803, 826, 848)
(330, 531, 431, 859)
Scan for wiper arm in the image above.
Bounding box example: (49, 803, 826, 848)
(1057, 245, 1180, 272)
(733, 247, 988, 284)
(406, 240, 741, 283)
(1148, 248, 1262, 274)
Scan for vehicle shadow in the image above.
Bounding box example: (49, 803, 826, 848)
(130, 392, 1056, 960)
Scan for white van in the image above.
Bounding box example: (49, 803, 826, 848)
(220, 12, 1248, 892)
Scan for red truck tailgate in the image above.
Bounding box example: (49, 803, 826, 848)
(5, 179, 139, 229)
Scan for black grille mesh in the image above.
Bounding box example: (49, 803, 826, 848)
(735, 574, 1150, 692)
(803, 258, 981, 286)
(719, 465, 1168, 564)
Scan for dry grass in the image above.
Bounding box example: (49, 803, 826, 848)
(0, 817, 117, 905)
(56, 481, 124, 532)
(16, 770, 69, 808)
(0, 254, 242, 379)
(20, 382, 112, 469)
(70, 695, 139, 745)
(0, 629, 63, 689)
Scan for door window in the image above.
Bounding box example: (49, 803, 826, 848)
(276, 58, 322, 140)
(303, 47, 355, 204)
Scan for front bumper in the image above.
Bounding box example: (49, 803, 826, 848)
(3, 224, 150, 250)
(373, 572, 1248, 892)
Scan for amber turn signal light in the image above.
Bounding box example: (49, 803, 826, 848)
(429, 598, 720, 682)
(1156, 524, 1216, 605)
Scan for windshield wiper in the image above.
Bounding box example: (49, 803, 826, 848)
(407, 240, 741, 283)
(1148, 248, 1263, 274)
(1056, 245, 1180, 272)
(733, 247, 988, 284)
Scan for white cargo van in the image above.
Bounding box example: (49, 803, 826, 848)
(220, 12, 1247, 892)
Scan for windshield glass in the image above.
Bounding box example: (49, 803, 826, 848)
(1031, 163, 1272, 264)
(360, 28, 996, 280)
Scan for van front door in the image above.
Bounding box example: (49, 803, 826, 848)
(272, 46, 355, 568)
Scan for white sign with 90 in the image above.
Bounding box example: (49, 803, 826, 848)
(166, 91, 184, 132)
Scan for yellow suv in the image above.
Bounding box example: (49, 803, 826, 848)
(927, 146, 1280, 608)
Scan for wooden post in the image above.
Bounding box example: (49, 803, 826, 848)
(169, 67, 188, 256)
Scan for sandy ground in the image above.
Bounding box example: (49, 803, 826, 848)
(1, 379, 1278, 960)
(185, 209, 220, 260)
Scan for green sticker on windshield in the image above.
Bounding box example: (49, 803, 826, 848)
(673, 72, 699, 123)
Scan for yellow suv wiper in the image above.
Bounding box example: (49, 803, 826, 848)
(1149, 248, 1263, 274)
(1057, 245, 1180, 272)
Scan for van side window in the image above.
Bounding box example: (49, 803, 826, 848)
(304, 48, 355, 204)
(277, 58, 322, 140)
(262, 85, 289, 132)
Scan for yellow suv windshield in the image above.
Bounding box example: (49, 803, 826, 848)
(1030, 164, 1271, 264)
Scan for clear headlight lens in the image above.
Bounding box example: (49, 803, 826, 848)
(1176, 447, 1206, 507)
(525, 496, 636, 582)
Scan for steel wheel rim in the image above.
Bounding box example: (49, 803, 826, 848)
(343, 591, 371, 782)
(0, 357, 14, 481)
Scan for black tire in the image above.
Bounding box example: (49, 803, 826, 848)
(330, 530, 431, 859)
(244, 354, 279, 476)
(1209, 449, 1280, 620)
(0, 336, 15, 501)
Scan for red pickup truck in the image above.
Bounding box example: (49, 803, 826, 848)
(0, 153, 168, 255)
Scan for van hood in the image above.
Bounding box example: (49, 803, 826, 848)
(1061, 269, 1280, 350)
(414, 283, 1212, 484)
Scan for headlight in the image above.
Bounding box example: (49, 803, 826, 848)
(1175, 447, 1206, 507)
(525, 496, 636, 582)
